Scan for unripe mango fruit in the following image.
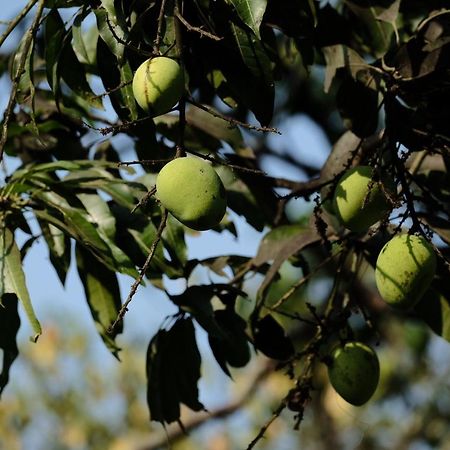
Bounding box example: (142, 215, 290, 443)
(156, 157, 227, 231)
(132, 57, 184, 116)
(375, 234, 436, 310)
(333, 166, 391, 232)
(328, 341, 380, 406)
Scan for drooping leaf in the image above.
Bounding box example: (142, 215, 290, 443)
(168, 318, 204, 412)
(226, 0, 268, 38)
(0, 226, 41, 341)
(76, 244, 123, 357)
(76, 193, 139, 277)
(252, 314, 295, 360)
(0, 294, 21, 397)
(415, 288, 450, 342)
(38, 220, 71, 285)
(11, 31, 34, 106)
(208, 309, 251, 376)
(44, 9, 66, 107)
(169, 285, 226, 339)
(95, 4, 127, 63)
(146, 329, 180, 423)
(146, 317, 204, 424)
(336, 75, 379, 137)
(162, 215, 188, 269)
(73, 11, 99, 68)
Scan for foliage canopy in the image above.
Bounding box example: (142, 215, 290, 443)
(1, 0, 450, 445)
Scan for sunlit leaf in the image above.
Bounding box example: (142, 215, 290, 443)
(226, 0, 268, 38)
(0, 227, 41, 341)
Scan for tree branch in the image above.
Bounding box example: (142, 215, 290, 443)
(108, 210, 168, 334)
(0, 0, 45, 164)
(0, 0, 37, 48)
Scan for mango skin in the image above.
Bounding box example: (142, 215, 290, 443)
(333, 166, 391, 232)
(156, 157, 227, 231)
(132, 57, 184, 116)
(375, 234, 437, 310)
(328, 342, 380, 406)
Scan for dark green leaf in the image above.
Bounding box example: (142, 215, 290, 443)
(0, 294, 20, 397)
(264, 0, 316, 38)
(44, 9, 65, 107)
(252, 314, 295, 360)
(76, 244, 123, 357)
(146, 329, 180, 423)
(208, 309, 250, 374)
(38, 220, 71, 285)
(415, 288, 450, 342)
(169, 285, 237, 339)
(146, 317, 204, 424)
(162, 215, 188, 269)
(168, 318, 204, 411)
(0, 226, 41, 341)
(336, 75, 379, 138)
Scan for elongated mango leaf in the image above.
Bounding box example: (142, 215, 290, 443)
(33, 190, 110, 254)
(146, 317, 204, 424)
(168, 318, 204, 412)
(227, 0, 268, 38)
(44, 9, 65, 107)
(162, 215, 188, 269)
(146, 329, 180, 423)
(95, 5, 127, 63)
(76, 193, 139, 277)
(38, 220, 71, 285)
(76, 244, 123, 357)
(0, 294, 20, 397)
(227, 21, 274, 125)
(119, 61, 139, 121)
(73, 11, 98, 68)
(0, 227, 41, 341)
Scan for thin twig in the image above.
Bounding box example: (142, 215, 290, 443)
(108, 210, 168, 334)
(270, 251, 342, 312)
(174, 10, 222, 41)
(0, 0, 37, 48)
(246, 401, 287, 450)
(188, 98, 281, 134)
(91, 79, 132, 100)
(0, 0, 45, 164)
(154, 0, 168, 53)
(105, 13, 153, 57)
(131, 186, 156, 213)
